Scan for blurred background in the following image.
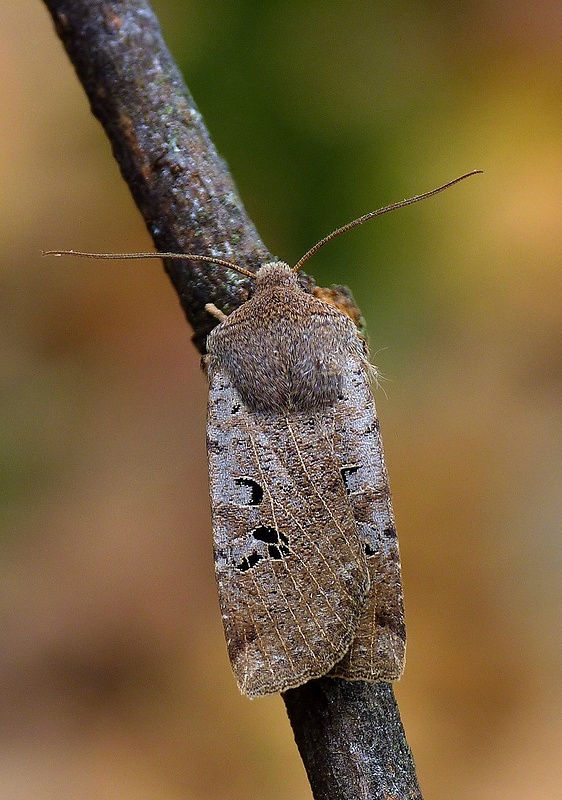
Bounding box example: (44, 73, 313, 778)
(1, 1, 560, 798)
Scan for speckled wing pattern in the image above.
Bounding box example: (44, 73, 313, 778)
(329, 352, 405, 681)
(207, 367, 370, 698)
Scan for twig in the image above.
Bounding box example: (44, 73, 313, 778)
(42, 1, 422, 797)
(44, 0, 272, 350)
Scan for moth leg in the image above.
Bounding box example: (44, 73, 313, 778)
(205, 302, 228, 322)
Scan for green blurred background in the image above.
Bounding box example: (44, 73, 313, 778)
(1, 1, 560, 798)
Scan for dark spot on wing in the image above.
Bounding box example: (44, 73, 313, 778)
(340, 464, 360, 494)
(235, 526, 291, 572)
(234, 477, 263, 505)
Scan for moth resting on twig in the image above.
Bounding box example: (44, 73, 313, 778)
(204, 260, 404, 697)
(44, 171, 481, 697)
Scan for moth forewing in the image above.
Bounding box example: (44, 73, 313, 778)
(329, 350, 405, 681)
(207, 368, 370, 697)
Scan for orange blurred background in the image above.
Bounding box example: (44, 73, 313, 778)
(1, 1, 560, 798)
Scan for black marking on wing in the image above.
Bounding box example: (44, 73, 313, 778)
(234, 477, 264, 505)
(235, 525, 291, 571)
(340, 464, 360, 494)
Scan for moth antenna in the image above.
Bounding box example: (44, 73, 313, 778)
(42, 250, 257, 279)
(292, 170, 483, 273)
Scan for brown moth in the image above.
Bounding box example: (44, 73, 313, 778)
(204, 262, 404, 697)
(44, 171, 481, 698)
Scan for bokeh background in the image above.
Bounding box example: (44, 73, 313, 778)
(1, 1, 561, 798)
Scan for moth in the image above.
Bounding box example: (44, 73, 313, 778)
(204, 259, 404, 697)
(44, 171, 480, 698)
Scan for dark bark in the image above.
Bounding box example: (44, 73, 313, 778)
(44, 0, 272, 351)
(42, 1, 422, 797)
(284, 680, 421, 800)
